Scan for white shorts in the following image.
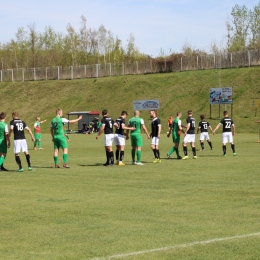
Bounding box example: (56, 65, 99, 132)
(14, 139, 28, 154)
(200, 132, 210, 141)
(151, 137, 160, 146)
(222, 132, 233, 143)
(104, 134, 114, 146)
(183, 134, 195, 143)
(114, 133, 125, 146)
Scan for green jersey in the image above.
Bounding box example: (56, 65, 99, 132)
(128, 117, 144, 135)
(51, 117, 69, 137)
(172, 117, 181, 136)
(0, 121, 8, 140)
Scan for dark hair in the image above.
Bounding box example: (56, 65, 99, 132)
(188, 110, 193, 115)
(223, 111, 228, 116)
(0, 112, 6, 120)
(121, 111, 128, 116)
(102, 109, 108, 116)
(200, 115, 205, 120)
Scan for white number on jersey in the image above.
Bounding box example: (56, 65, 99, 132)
(16, 122, 24, 131)
(225, 121, 231, 128)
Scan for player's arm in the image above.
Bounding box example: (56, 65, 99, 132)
(167, 124, 173, 137)
(50, 126, 54, 141)
(96, 124, 105, 139)
(34, 123, 38, 130)
(5, 126, 10, 148)
(184, 124, 190, 136)
(232, 124, 235, 136)
(209, 125, 214, 134)
(213, 123, 221, 135)
(196, 126, 200, 134)
(25, 127, 35, 142)
(157, 124, 161, 139)
(141, 124, 150, 138)
(9, 125, 13, 138)
(40, 119, 47, 124)
(69, 115, 82, 124)
(122, 124, 135, 131)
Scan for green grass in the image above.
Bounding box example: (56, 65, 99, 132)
(1, 133, 260, 259)
(1, 66, 260, 133)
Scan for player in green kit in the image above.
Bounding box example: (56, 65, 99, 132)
(50, 109, 82, 168)
(167, 112, 185, 159)
(33, 117, 47, 150)
(126, 110, 150, 165)
(0, 112, 10, 171)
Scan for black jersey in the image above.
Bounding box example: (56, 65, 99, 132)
(10, 119, 27, 140)
(186, 117, 195, 134)
(115, 116, 125, 135)
(220, 117, 234, 132)
(198, 120, 210, 133)
(101, 116, 114, 134)
(151, 117, 161, 137)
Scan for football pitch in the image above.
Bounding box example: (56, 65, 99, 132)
(1, 133, 260, 259)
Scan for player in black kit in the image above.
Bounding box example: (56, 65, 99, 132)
(197, 115, 213, 151)
(182, 110, 197, 159)
(96, 109, 115, 166)
(149, 110, 161, 163)
(114, 111, 135, 166)
(9, 112, 35, 172)
(213, 111, 236, 156)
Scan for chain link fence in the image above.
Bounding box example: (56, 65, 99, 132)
(1, 50, 260, 82)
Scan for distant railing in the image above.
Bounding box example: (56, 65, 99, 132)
(1, 50, 260, 82)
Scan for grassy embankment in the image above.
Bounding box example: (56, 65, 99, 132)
(0, 66, 260, 133)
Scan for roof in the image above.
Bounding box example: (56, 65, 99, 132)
(67, 110, 100, 115)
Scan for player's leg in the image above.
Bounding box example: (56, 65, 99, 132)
(167, 133, 177, 158)
(228, 133, 236, 155)
(222, 133, 227, 156)
(199, 133, 204, 151)
(114, 135, 120, 164)
(131, 135, 137, 164)
(174, 141, 182, 159)
(182, 135, 189, 159)
(53, 137, 60, 167)
(151, 138, 158, 162)
(33, 134, 37, 150)
(191, 142, 197, 158)
(21, 140, 32, 170)
(38, 133, 43, 149)
(136, 136, 143, 164)
(14, 140, 23, 171)
(118, 135, 125, 165)
(0, 139, 8, 170)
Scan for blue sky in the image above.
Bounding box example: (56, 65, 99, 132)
(1, 0, 259, 57)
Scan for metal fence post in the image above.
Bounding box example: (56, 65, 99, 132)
(96, 64, 99, 78)
(34, 68, 36, 81)
(109, 63, 111, 76)
(248, 50, 251, 67)
(181, 57, 183, 71)
(231, 53, 232, 68)
(22, 69, 24, 82)
(136, 61, 139, 74)
(122, 62, 124, 75)
(0, 70, 2, 82)
(58, 66, 60, 80)
(45, 67, 48, 80)
(71, 66, 74, 80)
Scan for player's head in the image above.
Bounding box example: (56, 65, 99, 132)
(121, 111, 128, 118)
(12, 112, 19, 119)
(176, 112, 182, 118)
(0, 112, 6, 120)
(149, 110, 156, 118)
(36, 116, 40, 121)
(102, 109, 108, 116)
(223, 111, 228, 117)
(188, 110, 193, 116)
(134, 110, 140, 117)
(56, 109, 63, 116)
(200, 115, 205, 120)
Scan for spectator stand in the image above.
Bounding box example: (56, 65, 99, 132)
(67, 110, 100, 133)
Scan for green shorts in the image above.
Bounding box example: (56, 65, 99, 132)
(172, 133, 180, 144)
(34, 133, 42, 141)
(131, 134, 143, 147)
(53, 136, 68, 149)
(0, 138, 7, 153)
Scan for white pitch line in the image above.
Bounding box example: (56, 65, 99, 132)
(90, 232, 260, 260)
